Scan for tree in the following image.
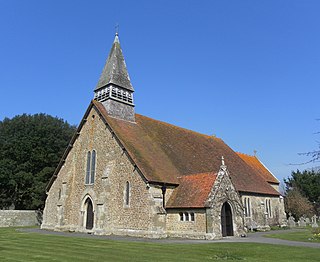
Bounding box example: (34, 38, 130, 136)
(0, 114, 75, 210)
(284, 188, 314, 219)
(284, 170, 320, 217)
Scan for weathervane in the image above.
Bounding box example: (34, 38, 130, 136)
(115, 23, 119, 36)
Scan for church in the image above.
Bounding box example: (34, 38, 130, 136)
(41, 33, 287, 239)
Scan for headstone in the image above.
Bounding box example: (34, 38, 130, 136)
(288, 214, 296, 228)
(299, 217, 306, 227)
(311, 215, 318, 228)
(305, 217, 310, 225)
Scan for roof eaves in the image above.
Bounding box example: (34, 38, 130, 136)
(256, 157, 279, 184)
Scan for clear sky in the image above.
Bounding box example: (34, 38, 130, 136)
(1, 0, 319, 183)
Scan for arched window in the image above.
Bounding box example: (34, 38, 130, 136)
(125, 181, 130, 206)
(244, 197, 251, 217)
(90, 150, 96, 184)
(247, 198, 251, 217)
(58, 188, 62, 200)
(268, 199, 272, 217)
(85, 150, 97, 185)
(190, 212, 195, 221)
(85, 151, 91, 184)
(244, 198, 247, 216)
(179, 212, 183, 221)
(265, 199, 269, 214)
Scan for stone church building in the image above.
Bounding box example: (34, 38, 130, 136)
(41, 34, 286, 239)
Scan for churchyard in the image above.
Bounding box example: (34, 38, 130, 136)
(0, 227, 319, 262)
(266, 227, 320, 243)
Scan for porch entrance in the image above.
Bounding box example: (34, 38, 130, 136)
(221, 202, 233, 237)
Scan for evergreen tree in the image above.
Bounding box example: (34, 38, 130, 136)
(0, 114, 75, 210)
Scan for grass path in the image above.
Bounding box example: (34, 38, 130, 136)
(0, 227, 319, 261)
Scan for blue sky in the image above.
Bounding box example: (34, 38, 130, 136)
(1, 0, 319, 183)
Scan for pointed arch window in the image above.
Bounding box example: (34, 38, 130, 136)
(85, 150, 96, 185)
(85, 151, 91, 184)
(90, 150, 96, 184)
(244, 197, 251, 217)
(265, 198, 272, 218)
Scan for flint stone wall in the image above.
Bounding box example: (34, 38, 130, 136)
(0, 210, 40, 227)
(42, 107, 165, 237)
(242, 194, 287, 230)
(206, 168, 246, 239)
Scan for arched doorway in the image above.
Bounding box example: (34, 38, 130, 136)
(85, 198, 94, 230)
(221, 202, 233, 237)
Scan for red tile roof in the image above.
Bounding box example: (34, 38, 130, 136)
(166, 172, 217, 208)
(93, 101, 279, 196)
(237, 153, 279, 184)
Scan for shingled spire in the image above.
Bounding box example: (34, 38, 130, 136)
(94, 33, 135, 122)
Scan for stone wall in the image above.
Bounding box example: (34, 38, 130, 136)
(42, 107, 165, 237)
(241, 194, 287, 230)
(166, 209, 207, 239)
(0, 210, 41, 227)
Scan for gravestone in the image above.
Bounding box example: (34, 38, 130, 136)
(305, 217, 310, 225)
(311, 215, 318, 228)
(299, 217, 306, 227)
(288, 213, 296, 228)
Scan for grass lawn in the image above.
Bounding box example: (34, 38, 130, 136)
(0, 227, 319, 261)
(265, 228, 320, 243)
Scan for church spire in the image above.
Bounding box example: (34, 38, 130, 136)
(94, 33, 135, 122)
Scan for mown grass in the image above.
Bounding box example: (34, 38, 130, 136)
(0, 227, 319, 261)
(265, 228, 320, 243)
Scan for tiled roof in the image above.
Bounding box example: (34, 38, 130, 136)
(237, 153, 279, 184)
(166, 173, 217, 208)
(93, 101, 279, 196)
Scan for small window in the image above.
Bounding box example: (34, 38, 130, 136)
(90, 150, 96, 184)
(247, 198, 251, 217)
(268, 199, 272, 218)
(265, 199, 269, 214)
(179, 212, 195, 222)
(85, 151, 91, 184)
(58, 189, 62, 200)
(125, 181, 130, 206)
(85, 150, 97, 185)
(244, 197, 251, 217)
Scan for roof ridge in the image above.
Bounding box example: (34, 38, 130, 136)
(135, 113, 222, 142)
(236, 152, 255, 158)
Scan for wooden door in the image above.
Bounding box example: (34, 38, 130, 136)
(86, 199, 94, 230)
(221, 202, 233, 237)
